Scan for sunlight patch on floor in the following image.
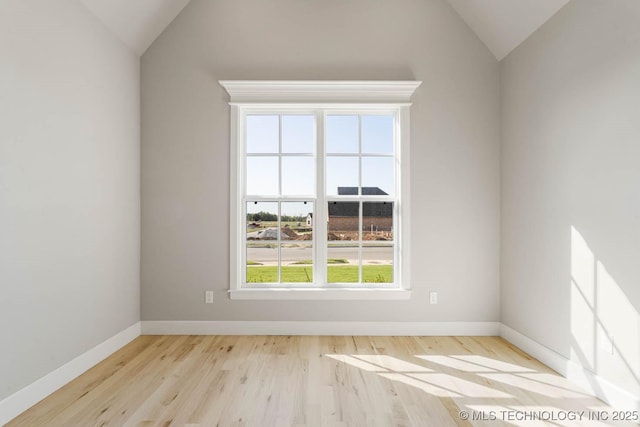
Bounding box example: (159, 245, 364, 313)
(416, 355, 496, 372)
(451, 355, 535, 373)
(479, 373, 587, 398)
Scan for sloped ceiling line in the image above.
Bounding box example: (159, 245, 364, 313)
(446, 0, 570, 60)
(80, 0, 568, 60)
(79, 0, 191, 56)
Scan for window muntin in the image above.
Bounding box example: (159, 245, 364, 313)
(244, 113, 316, 285)
(241, 109, 399, 288)
(324, 113, 396, 286)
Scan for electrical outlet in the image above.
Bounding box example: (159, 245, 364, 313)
(205, 291, 214, 304)
(429, 291, 438, 305)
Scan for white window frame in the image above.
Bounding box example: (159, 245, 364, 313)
(221, 81, 421, 300)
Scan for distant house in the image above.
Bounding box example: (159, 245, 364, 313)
(306, 213, 313, 227)
(328, 187, 392, 233)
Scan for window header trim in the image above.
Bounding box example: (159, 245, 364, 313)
(219, 80, 422, 103)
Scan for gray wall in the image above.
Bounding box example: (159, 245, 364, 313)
(141, 0, 500, 322)
(0, 0, 140, 400)
(501, 0, 640, 399)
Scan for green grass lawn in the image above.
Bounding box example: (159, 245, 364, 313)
(328, 266, 392, 283)
(246, 266, 312, 283)
(246, 265, 392, 283)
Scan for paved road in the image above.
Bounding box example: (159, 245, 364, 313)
(247, 245, 392, 263)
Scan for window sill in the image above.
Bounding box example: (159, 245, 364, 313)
(229, 288, 412, 300)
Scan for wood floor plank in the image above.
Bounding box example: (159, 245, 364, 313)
(6, 336, 635, 427)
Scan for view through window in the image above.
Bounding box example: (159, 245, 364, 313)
(244, 112, 397, 287)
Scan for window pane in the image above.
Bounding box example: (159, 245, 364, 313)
(246, 115, 279, 153)
(282, 157, 314, 196)
(362, 202, 393, 241)
(246, 242, 278, 283)
(246, 201, 279, 283)
(362, 244, 393, 283)
(327, 244, 359, 283)
(281, 243, 313, 283)
(362, 157, 394, 197)
(246, 156, 278, 195)
(328, 201, 359, 241)
(326, 115, 358, 153)
(282, 115, 314, 153)
(281, 202, 313, 283)
(326, 156, 358, 196)
(281, 201, 313, 240)
(362, 115, 394, 154)
(246, 202, 278, 240)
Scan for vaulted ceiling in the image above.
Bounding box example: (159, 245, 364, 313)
(80, 0, 570, 60)
(79, 0, 190, 55)
(446, 0, 570, 60)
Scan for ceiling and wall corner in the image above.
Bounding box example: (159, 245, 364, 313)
(77, 0, 569, 60)
(446, 0, 570, 60)
(79, 0, 191, 55)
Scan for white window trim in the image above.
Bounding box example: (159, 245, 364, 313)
(221, 81, 421, 300)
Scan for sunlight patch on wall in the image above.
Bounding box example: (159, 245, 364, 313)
(596, 261, 640, 382)
(571, 226, 597, 370)
(570, 226, 639, 395)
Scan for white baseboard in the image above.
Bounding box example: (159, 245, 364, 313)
(0, 322, 141, 426)
(500, 324, 639, 412)
(141, 320, 500, 336)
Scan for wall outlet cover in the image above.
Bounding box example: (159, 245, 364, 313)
(205, 291, 214, 304)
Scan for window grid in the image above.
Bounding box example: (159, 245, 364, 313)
(242, 109, 399, 288)
(244, 113, 317, 286)
(324, 113, 396, 285)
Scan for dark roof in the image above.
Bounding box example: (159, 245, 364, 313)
(337, 187, 388, 196)
(328, 201, 392, 217)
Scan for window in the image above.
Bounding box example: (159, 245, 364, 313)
(221, 81, 421, 299)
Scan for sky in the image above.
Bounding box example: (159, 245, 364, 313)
(245, 114, 395, 211)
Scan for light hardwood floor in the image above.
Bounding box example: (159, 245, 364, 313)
(7, 336, 635, 427)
